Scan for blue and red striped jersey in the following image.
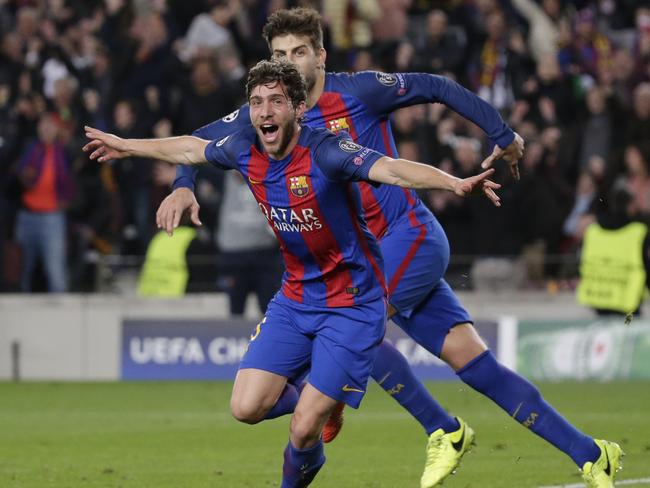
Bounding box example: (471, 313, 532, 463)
(204, 125, 386, 307)
(176, 71, 515, 237)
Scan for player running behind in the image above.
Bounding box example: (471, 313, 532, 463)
(84, 59, 503, 488)
(157, 9, 623, 488)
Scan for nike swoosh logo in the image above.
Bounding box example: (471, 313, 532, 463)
(604, 447, 611, 476)
(342, 384, 364, 393)
(451, 423, 466, 452)
(248, 176, 263, 185)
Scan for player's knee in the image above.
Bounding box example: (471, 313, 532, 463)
(289, 410, 321, 446)
(442, 322, 488, 371)
(230, 397, 266, 424)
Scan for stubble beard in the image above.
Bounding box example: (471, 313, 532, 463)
(275, 119, 296, 158)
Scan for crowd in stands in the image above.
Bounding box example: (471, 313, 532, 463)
(1, 0, 649, 294)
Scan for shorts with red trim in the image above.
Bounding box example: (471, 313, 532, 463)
(381, 217, 471, 357)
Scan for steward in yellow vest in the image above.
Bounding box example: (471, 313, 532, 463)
(577, 184, 649, 315)
(138, 226, 198, 297)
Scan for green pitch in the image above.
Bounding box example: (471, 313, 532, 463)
(1, 381, 648, 487)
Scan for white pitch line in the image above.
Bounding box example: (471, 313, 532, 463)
(539, 478, 650, 488)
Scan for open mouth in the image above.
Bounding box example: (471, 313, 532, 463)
(260, 124, 280, 143)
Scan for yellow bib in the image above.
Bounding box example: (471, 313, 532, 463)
(138, 227, 197, 297)
(577, 222, 647, 313)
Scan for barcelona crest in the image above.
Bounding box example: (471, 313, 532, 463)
(290, 176, 310, 198)
(327, 117, 350, 134)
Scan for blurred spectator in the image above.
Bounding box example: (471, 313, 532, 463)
(399, 9, 466, 75)
(109, 99, 153, 255)
(578, 85, 613, 168)
(626, 82, 650, 146)
(216, 171, 282, 316)
(631, 5, 650, 74)
(322, 0, 380, 70)
(604, 49, 638, 110)
(619, 143, 650, 218)
(13, 113, 74, 292)
(508, 128, 572, 283)
(563, 170, 597, 243)
(558, 8, 613, 80)
(577, 182, 649, 316)
(511, 52, 576, 129)
(172, 57, 242, 135)
(511, 0, 567, 63)
(371, 0, 411, 70)
(177, 0, 241, 64)
(469, 9, 514, 110)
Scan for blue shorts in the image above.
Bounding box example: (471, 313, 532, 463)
(239, 293, 386, 408)
(392, 279, 471, 357)
(382, 218, 471, 357)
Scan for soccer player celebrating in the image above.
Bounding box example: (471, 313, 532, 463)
(157, 9, 623, 488)
(84, 59, 502, 488)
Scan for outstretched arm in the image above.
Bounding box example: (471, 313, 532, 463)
(353, 72, 525, 179)
(368, 156, 501, 206)
(83, 126, 209, 165)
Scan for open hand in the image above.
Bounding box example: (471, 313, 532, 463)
(453, 168, 502, 206)
(82, 126, 130, 162)
(155, 188, 202, 236)
(480, 132, 524, 180)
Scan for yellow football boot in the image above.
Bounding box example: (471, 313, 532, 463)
(420, 417, 475, 488)
(581, 439, 624, 488)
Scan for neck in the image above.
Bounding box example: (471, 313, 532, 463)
(306, 70, 325, 110)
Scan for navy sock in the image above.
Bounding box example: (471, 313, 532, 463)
(371, 340, 458, 435)
(281, 440, 326, 488)
(265, 384, 299, 420)
(457, 350, 600, 467)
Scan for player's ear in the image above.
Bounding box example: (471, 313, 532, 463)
(295, 100, 307, 119)
(318, 47, 326, 70)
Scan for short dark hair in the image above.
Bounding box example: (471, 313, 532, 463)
(246, 59, 307, 109)
(262, 7, 324, 51)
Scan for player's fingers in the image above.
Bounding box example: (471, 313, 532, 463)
(84, 127, 104, 141)
(82, 140, 102, 152)
(484, 187, 501, 206)
(155, 203, 164, 229)
(481, 153, 497, 169)
(190, 203, 202, 226)
(165, 208, 176, 236)
(511, 162, 520, 180)
(475, 168, 495, 181)
(484, 180, 501, 190)
(172, 207, 183, 231)
(89, 147, 104, 160)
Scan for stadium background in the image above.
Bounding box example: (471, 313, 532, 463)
(1, 0, 650, 487)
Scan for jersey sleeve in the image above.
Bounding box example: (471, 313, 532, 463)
(313, 131, 384, 182)
(203, 134, 241, 171)
(172, 107, 249, 190)
(352, 71, 515, 148)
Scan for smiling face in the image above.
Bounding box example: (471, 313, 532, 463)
(270, 34, 325, 94)
(249, 80, 305, 159)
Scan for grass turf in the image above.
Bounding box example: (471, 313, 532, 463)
(1, 381, 648, 487)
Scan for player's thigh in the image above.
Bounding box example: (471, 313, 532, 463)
(240, 297, 312, 376)
(231, 368, 288, 421)
(393, 279, 472, 358)
(309, 297, 386, 409)
(381, 219, 449, 316)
